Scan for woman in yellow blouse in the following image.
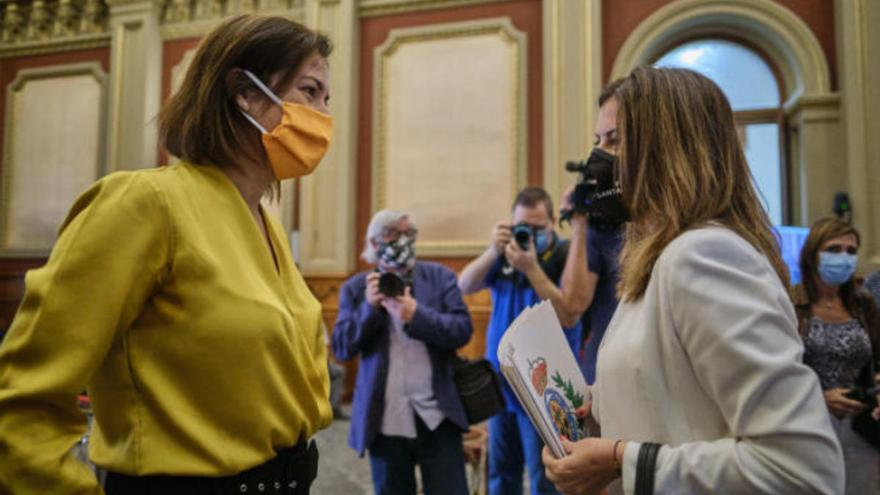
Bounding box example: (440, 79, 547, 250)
(0, 15, 334, 495)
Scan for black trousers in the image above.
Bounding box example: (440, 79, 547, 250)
(104, 441, 318, 495)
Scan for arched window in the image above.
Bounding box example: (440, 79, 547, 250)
(655, 38, 786, 224)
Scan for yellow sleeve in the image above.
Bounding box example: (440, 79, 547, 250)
(0, 172, 172, 494)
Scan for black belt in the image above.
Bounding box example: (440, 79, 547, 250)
(104, 440, 319, 495)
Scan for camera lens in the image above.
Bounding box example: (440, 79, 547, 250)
(512, 224, 532, 250)
(378, 272, 406, 297)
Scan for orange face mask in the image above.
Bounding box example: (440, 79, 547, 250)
(241, 70, 334, 180)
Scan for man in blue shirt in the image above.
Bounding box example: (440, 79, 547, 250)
(459, 187, 589, 495)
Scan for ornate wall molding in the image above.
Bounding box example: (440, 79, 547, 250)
(1, 62, 108, 256)
(159, 0, 306, 39)
(0, 0, 111, 58)
(0, 0, 310, 54)
(358, 0, 506, 18)
(371, 16, 527, 257)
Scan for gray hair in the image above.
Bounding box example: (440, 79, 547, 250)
(361, 209, 418, 263)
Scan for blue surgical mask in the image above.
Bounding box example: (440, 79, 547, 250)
(818, 251, 858, 286)
(534, 230, 556, 255)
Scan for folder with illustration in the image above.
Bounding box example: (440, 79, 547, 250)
(497, 300, 591, 458)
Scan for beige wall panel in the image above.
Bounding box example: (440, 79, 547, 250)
(869, 1, 880, 266)
(835, 0, 880, 268)
(374, 19, 527, 256)
(384, 34, 514, 244)
(542, 0, 602, 214)
(3, 73, 104, 252)
(299, 0, 358, 274)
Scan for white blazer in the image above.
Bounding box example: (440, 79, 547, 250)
(593, 226, 844, 494)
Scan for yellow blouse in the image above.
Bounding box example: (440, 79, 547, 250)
(0, 163, 332, 494)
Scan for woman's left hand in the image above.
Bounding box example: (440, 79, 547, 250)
(542, 438, 622, 495)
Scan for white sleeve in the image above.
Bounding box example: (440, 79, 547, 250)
(641, 232, 844, 495)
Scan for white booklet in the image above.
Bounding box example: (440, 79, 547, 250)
(497, 300, 591, 458)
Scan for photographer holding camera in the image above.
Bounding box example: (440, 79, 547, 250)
(459, 187, 588, 495)
(332, 209, 472, 495)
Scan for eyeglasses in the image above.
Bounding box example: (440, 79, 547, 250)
(379, 227, 418, 240)
(822, 244, 858, 255)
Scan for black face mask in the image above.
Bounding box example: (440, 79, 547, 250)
(583, 148, 629, 229)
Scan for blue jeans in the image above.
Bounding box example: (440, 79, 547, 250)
(488, 410, 559, 495)
(369, 417, 468, 495)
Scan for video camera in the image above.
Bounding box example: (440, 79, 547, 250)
(559, 148, 629, 230)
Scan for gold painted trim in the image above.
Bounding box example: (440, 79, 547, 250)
(1, 62, 109, 257)
(358, 0, 508, 18)
(609, 0, 831, 99)
(0, 34, 111, 59)
(370, 17, 527, 257)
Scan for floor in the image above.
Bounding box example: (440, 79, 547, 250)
(312, 414, 374, 494)
(312, 409, 517, 495)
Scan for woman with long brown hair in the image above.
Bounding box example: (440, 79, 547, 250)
(0, 15, 334, 494)
(793, 217, 880, 494)
(542, 66, 843, 494)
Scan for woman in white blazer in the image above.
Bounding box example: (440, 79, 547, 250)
(542, 66, 844, 495)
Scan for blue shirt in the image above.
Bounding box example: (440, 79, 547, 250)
(484, 240, 583, 413)
(580, 226, 623, 384)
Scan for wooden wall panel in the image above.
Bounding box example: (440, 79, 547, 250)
(0, 48, 109, 333)
(357, 0, 543, 273)
(0, 48, 110, 193)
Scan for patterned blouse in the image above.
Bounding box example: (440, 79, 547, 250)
(802, 317, 872, 390)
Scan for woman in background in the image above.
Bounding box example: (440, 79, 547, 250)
(542, 66, 843, 495)
(0, 15, 334, 494)
(792, 217, 880, 495)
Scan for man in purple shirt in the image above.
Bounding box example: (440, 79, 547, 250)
(332, 210, 472, 495)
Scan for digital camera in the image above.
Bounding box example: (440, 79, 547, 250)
(378, 272, 406, 298)
(511, 223, 534, 250)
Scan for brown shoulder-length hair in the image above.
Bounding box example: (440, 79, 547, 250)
(791, 218, 880, 365)
(159, 14, 332, 169)
(614, 66, 788, 302)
